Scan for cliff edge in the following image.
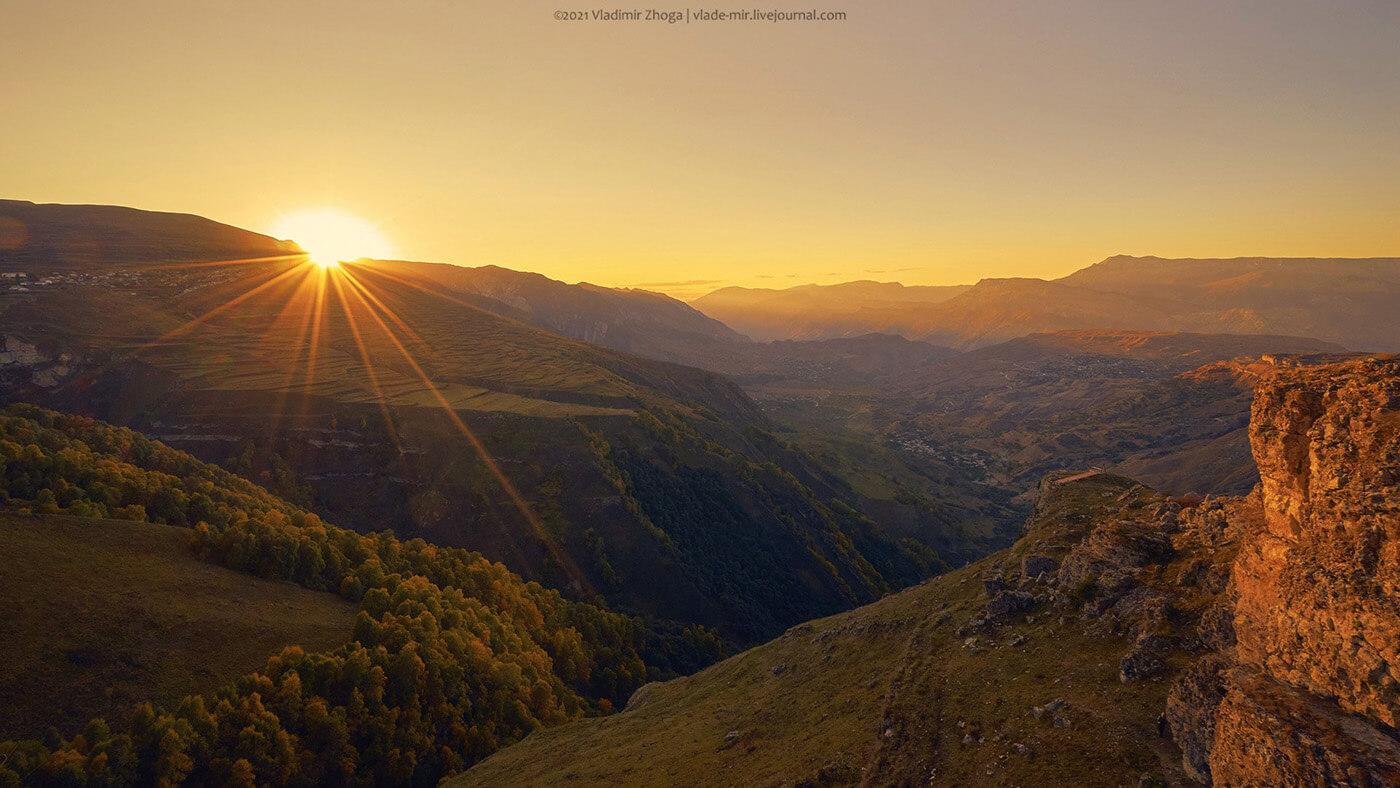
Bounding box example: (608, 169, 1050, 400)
(1171, 356, 1400, 785)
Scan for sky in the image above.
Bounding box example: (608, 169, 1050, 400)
(4, 1, 1398, 299)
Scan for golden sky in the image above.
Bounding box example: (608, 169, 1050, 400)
(5, 1, 1398, 299)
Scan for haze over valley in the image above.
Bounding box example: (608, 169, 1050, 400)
(5, 1, 1400, 785)
(2, 197, 1398, 785)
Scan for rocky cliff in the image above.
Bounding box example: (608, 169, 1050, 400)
(1171, 356, 1400, 785)
(446, 356, 1400, 787)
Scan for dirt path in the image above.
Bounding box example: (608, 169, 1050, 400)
(859, 614, 946, 786)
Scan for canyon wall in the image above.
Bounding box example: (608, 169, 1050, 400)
(1172, 356, 1400, 785)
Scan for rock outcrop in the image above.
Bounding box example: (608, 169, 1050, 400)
(1170, 356, 1400, 785)
(449, 356, 1400, 788)
(1238, 357, 1400, 724)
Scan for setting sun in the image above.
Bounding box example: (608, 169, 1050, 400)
(272, 208, 395, 267)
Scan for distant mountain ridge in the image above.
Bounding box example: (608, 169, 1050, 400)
(691, 280, 970, 341)
(364, 260, 746, 365)
(1062, 254, 1400, 294)
(0, 199, 300, 267)
(690, 255, 1400, 352)
(0, 199, 963, 645)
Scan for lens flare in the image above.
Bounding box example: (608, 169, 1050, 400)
(93, 249, 591, 595)
(272, 208, 395, 266)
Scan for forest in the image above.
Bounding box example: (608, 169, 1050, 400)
(0, 403, 721, 786)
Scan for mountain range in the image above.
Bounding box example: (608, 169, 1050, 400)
(2, 199, 1398, 787)
(0, 201, 994, 649)
(449, 356, 1400, 787)
(691, 256, 1400, 352)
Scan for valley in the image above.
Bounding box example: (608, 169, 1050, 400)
(452, 356, 1400, 787)
(0, 204, 983, 649)
(355, 255, 1365, 502)
(449, 472, 1193, 787)
(6, 3, 1397, 785)
(1, 201, 1397, 787)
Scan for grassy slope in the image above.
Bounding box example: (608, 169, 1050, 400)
(760, 400, 1023, 563)
(0, 403, 666, 784)
(3, 261, 950, 645)
(0, 512, 356, 740)
(449, 474, 1202, 788)
(0, 265, 650, 418)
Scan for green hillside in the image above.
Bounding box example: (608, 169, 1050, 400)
(0, 404, 664, 786)
(450, 472, 1239, 787)
(0, 223, 963, 644)
(0, 512, 356, 741)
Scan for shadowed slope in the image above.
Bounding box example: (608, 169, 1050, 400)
(0, 202, 955, 645)
(0, 513, 356, 740)
(0, 199, 300, 268)
(448, 473, 1219, 787)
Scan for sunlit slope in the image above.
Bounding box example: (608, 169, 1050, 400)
(450, 473, 1210, 787)
(0, 512, 356, 740)
(0, 205, 954, 645)
(0, 258, 747, 418)
(0, 403, 661, 784)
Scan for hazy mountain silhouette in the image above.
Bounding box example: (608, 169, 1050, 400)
(691, 256, 1400, 351)
(0, 200, 976, 644)
(0, 199, 300, 268)
(365, 259, 747, 365)
(691, 280, 970, 341)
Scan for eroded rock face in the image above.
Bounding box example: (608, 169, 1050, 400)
(1166, 654, 1232, 783)
(1237, 357, 1400, 727)
(1210, 668, 1400, 788)
(1169, 357, 1400, 785)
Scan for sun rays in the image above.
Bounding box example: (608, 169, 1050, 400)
(271, 209, 395, 267)
(100, 252, 593, 595)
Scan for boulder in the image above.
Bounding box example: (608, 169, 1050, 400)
(1119, 644, 1166, 683)
(1021, 554, 1058, 579)
(1103, 586, 1173, 640)
(982, 572, 1007, 597)
(986, 590, 1035, 621)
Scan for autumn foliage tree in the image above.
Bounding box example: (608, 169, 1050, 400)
(0, 404, 679, 786)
